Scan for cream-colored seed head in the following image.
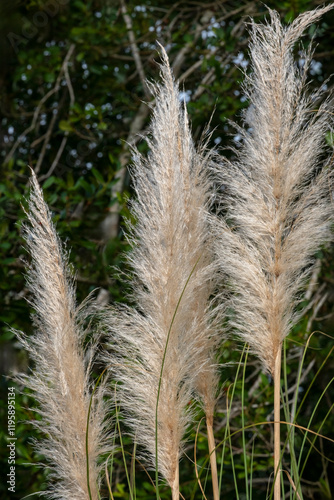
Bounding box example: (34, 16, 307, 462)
(214, 6, 333, 374)
(103, 46, 221, 488)
(17, 171, 109, 500)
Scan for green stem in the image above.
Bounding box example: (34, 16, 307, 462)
(242, 347, 249, 500)
(115, 394, 134, 500)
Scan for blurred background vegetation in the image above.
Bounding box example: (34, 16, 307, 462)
(0, 0, 333, 498)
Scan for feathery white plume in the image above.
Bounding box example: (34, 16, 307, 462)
(214, 8, 334, 497)
(17, 170, 109, 500)
(103, 46, 220, 496)
(215, 6, 333, 375)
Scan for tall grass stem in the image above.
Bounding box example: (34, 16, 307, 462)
(274, 345, 282, 500)
(206, 420, 219, 500)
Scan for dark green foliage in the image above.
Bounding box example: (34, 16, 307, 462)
(1, 1, 334, 498)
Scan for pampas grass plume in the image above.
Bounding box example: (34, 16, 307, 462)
(17, 170, 109, 500)
(103, 46, 221, 498)
(214, 6, 334, 499)
(215, 4, 333, 377)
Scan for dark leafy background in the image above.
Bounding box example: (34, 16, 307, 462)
(0, 1, 334, 499)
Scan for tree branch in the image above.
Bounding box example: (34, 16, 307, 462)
(121, 0, 151, 99)
(4, 43, 75, 167)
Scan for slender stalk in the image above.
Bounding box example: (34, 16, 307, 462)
(86, 368, 107, 500)
(274, 344, 282, 500)
(130, 440, 137, 500)
(242, 347, 249, 500)
(115, 394, 134, 500)
(282, 340, 303, 500)
(250, 440, 255, 500)
(171, 462, 180, 500)
(206, 418, 219, 500)
(295, 384, 334, 498)
(224, 347, 247, 500)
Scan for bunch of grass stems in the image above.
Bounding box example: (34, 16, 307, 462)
(18, 5, 334, 500)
